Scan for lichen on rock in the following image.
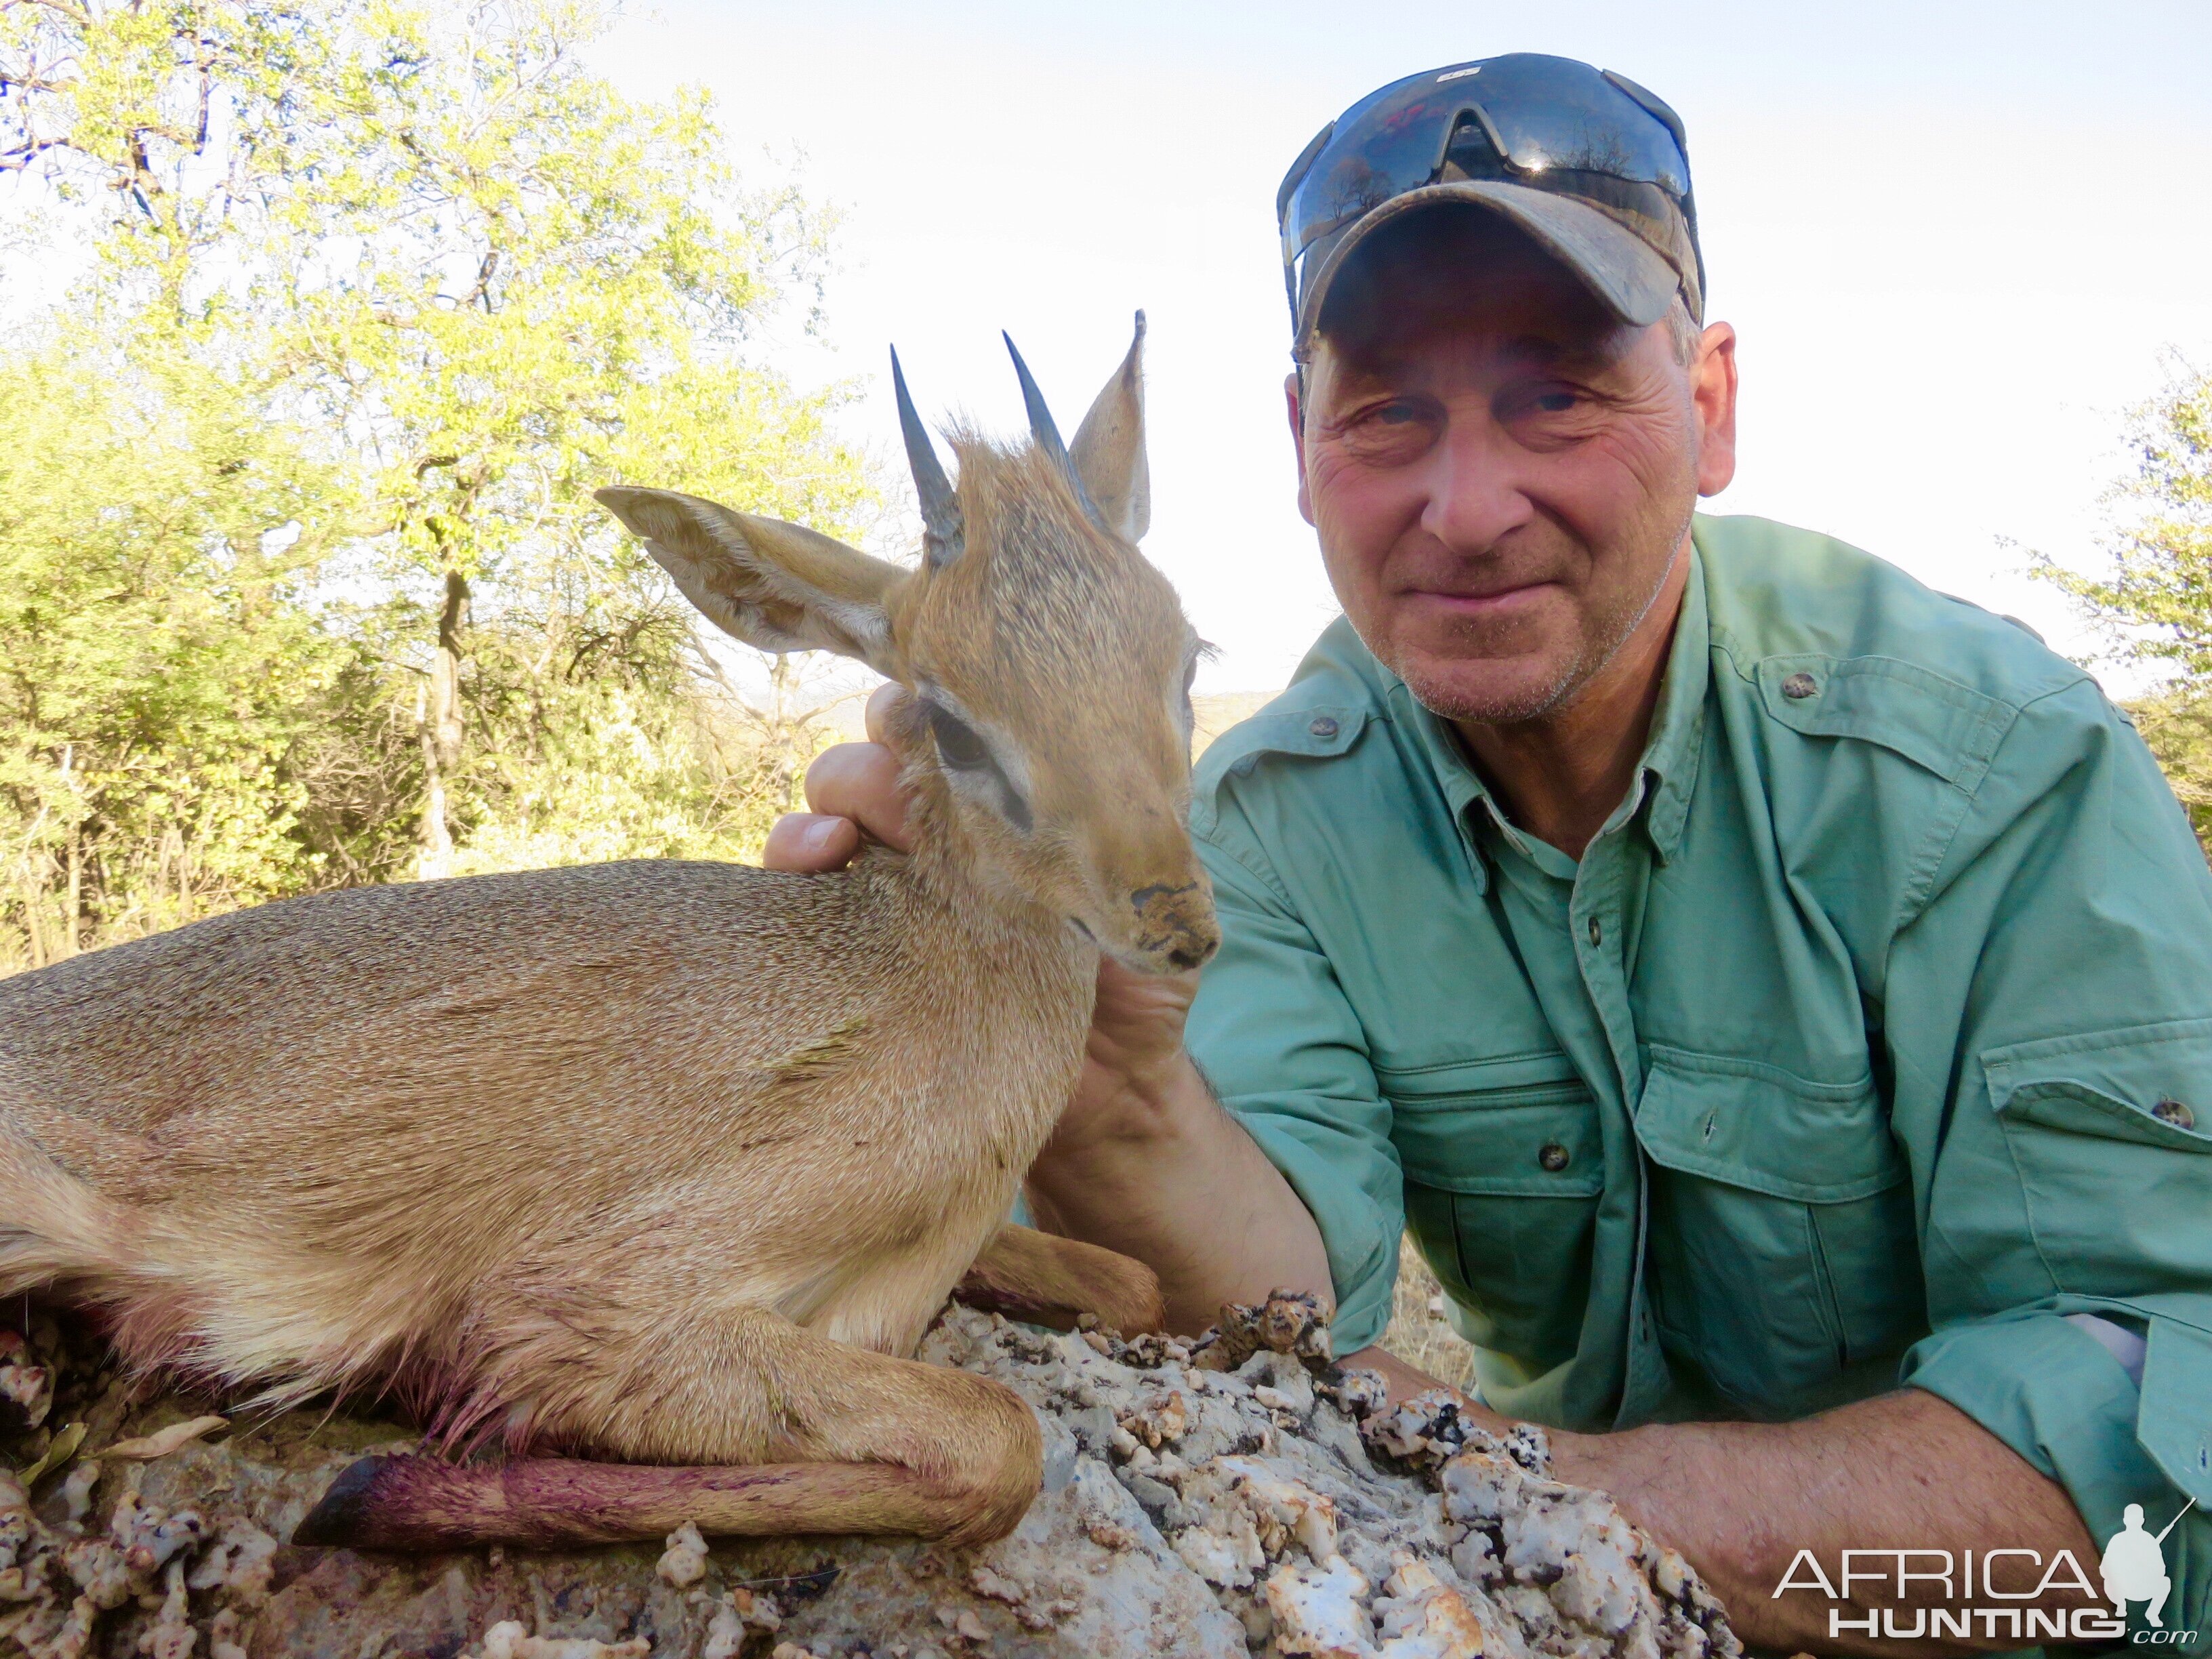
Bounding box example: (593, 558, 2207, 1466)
(1, 1295, 1738, 1658)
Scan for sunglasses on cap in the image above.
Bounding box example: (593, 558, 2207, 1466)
(1276, 54, 1703, 340)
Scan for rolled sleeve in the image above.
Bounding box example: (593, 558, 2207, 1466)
(1906, 1303, 2211, 1635)
(1886, 679, 2212, 1633)
(1187, 822, 1402, 1353)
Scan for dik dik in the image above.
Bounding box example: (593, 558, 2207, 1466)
(0, 319, 1217, 1551)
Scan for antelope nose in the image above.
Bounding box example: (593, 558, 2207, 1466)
(1130, 881, 1220, 973)
(1165, 932, 1218, 972)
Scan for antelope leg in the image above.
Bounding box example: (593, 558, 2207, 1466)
(951, 1222, 1165, 1336)
(296, 1313, 1044, 1553)
(293, 1453, 961, 1551)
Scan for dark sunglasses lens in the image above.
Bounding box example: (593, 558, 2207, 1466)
(1286, 56, 1687, 259)
(1286, 72, 1465, 252)
(1467, 56, 1689, 196)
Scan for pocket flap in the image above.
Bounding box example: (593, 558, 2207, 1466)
(1753, 654, 2011, 788)
(1636, 1047, 1899, 1203)
(1983, 1019, 2212, 1153)
(1376, 1048, 1583, 1099)
(1387, 1078, 1603, 1199)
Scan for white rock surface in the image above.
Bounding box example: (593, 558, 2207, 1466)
(1, 1294, 1740, 1658)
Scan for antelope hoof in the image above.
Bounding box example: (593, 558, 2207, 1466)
(291, 1453, 401, 1548)
(291, 1453, 586, 1553)
(1081, 1250, 1166, 1338)
(954, 1231, 1166, 1337)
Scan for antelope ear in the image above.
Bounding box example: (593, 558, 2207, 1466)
(1070, 311, 1149, 544)
(596, 487, 903, 676)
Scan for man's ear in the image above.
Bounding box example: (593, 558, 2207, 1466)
(1691, 321, 1739, 497)
(1069, 311, 1149, 543)
(1284, 369, 1315, 527)
(596, 487, 904, 677)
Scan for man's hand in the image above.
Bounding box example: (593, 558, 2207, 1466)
(1550, 1390, 2099, 1655)
(763, 684, 1330, 1332)
(761, 685, 915, 868)
(1332, 1349, 2097, 1656)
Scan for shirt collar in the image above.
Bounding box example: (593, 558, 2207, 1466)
(1641, 540, 1709, 863)
(1387, 540, 1710, 868)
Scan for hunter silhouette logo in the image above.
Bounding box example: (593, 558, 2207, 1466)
(2104, 1498, 2196, 1630)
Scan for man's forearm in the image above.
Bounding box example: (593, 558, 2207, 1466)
(1549, 1387, 2099, 1655)
(1028, 1073, 2100, 1658)
(1024, 1050, 1332, 1334)
(1335, 1362, 2097, 1656)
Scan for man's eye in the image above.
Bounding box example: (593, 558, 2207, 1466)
(927, 703, 989, 769)
(1532, 392, 1580, 413)
(1374, 401, 1421, 425)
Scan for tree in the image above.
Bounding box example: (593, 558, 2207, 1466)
(0, 337, 354, 962)
(2036, 361, 2212, 842)
(0, 0, 880, 967)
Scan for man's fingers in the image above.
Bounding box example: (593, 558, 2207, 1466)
(762, 811, 862, 873)
(802, 739, 914, 853)
(862, 679, 905, 745)
(762, 735, 914, 871)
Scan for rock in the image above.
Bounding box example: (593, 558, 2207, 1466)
(1265, 1555, 1371, 1658)
(657, 1523, 710, 1589)
(0, 1333, 53, 1433)
(0, 1296, 1740, 1658)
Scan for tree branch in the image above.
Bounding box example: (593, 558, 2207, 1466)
(0, 136, 68, 171)
(9, 0, 94, 24)
(460, 247, 499, 312)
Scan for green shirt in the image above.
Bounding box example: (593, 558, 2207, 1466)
(1188, 513, 2212, 1633)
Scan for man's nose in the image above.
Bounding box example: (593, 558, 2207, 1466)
(1420, 415, 1534, 556)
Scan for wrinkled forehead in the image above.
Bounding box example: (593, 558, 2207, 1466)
(1313, 203, 1629, 382)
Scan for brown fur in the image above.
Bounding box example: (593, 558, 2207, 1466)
(952, 1221, 1167, 1334)
(0, 319, 1205, 1551)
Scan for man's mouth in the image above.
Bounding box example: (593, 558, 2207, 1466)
(1403, 579, 1557, 621)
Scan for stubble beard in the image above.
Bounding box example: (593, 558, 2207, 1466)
(1381, 498, 1696, 728)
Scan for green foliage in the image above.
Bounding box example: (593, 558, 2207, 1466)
(0, 340, 352, 949)
(0, 0, 879, 971)
(2118, 692, 2212, 836)
(2036, 363, 2212, 843)
(2037, 365, 2212, 674)
(442, 658, 856, 880)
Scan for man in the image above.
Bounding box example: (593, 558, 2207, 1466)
(767, 54, 2212, 1650)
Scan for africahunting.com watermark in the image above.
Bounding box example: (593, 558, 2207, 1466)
(1773, 1500, 2200, 1644)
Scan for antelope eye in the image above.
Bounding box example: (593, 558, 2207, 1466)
(927, 703, 990, 769)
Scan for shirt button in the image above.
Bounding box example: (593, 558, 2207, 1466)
(1538, 1141, 1572, 1172)
(1308, 715, 1339, 739)
(2154, 1097, 2196, 1130)
(1586, 916, 1602, 947)
(1782, 672, 1819, 699)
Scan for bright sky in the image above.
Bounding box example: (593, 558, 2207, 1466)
(594, 2, 2212, 696)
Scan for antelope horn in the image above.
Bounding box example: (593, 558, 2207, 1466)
(1003, 331, 1105, 531)
(891, 346, 963, 569)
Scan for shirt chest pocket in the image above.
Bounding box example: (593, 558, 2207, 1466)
(1383, 1054, 1604, 1382)
(1635, 1047, 1925, 1417)
(1982, 1018, 2212, 1294)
